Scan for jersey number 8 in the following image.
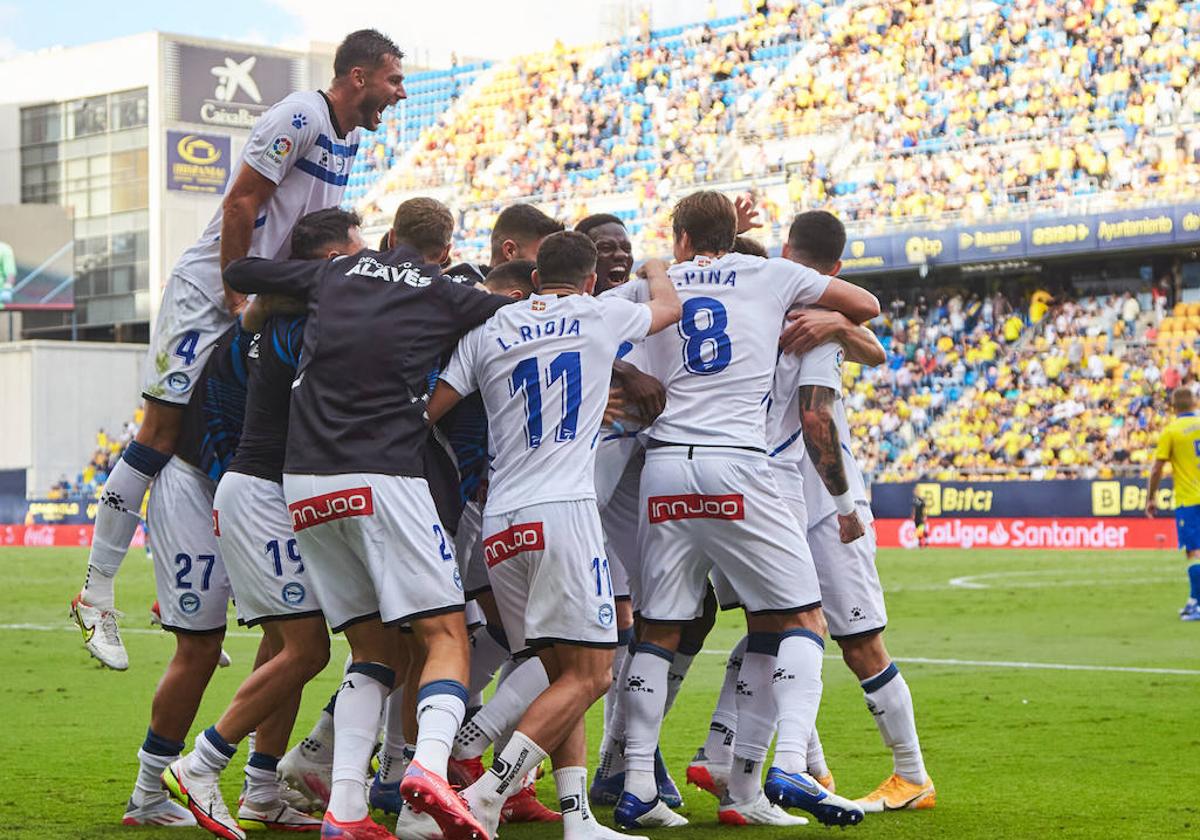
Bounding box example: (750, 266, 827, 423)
(679, 297, 731, 375)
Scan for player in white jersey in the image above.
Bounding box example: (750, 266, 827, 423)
(70, 30, 407, 671)
(428, 231, 682, 840)
(780, 211, 935, 812)
(608, 191, 878, 829)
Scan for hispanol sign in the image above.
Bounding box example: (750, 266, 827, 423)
(166, 131, 230, 194)
(168, 42, 302, 129)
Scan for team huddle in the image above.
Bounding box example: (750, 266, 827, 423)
(67, 30, 934, 840)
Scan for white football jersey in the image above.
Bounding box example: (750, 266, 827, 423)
(595, 339, 648, 507)
(608, 254, 831, 449)
(174, 90, 362, 304)
(765, 340, 872, 525)
(440, 293, 652, 516)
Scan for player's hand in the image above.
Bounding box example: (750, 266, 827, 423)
(734, 193, 762, 234)
(1145, 502, 1158, 519)
(837, 511, 866, 543)
(603, 386, 629, 427)
(780, 308, 854, 355)
(637, 258, 670, 279)
(612, 362, 666, 422)
(225, 289, 249, 317)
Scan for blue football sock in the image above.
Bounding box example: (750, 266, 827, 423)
(1187, 563, 1200, 601)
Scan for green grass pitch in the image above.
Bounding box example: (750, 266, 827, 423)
(1, 546, 1196, 838)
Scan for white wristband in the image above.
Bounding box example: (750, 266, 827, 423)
(832, 492, 856, 516)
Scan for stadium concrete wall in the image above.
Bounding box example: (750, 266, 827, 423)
(0, 340, 147, 497)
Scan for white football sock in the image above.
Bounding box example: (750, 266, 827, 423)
(81, 564, 116, 609)
(453, 657, 547, 760)
(554, 766, 595, 840)
(663, 651, 695, 715)
(730, 633, 776, 803)
(328, 663, 393, 822)
(702, 636, 746, 763)
(468, 624, 511, 698)
(86, 455, 157, 589)
(133, 747, 178, 806)
(464, 731, 548, 819)
(185, 726, 236, 779)
(243, 754, 280, 805)
(727, 755, 763, 804)
(771, 629, 824, 775)
(596, 645, 634, 781)
(807, 726, 830, 778)
(621, 644, 672, 801)
(379, 687, 407, 784)
(602, 634, 631, 735)
(413, 680, 467, 777)
(862, 663, 927, 783)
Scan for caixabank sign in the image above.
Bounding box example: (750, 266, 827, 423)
(164, 40, 305, 130)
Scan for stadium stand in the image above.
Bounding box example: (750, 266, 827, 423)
(54, 409, 141, 498)
(862, 289, 1193, 484)
(346, 0, 1200, 262)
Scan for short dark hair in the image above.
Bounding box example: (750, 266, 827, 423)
(672, 191, 737, 254)
(787, 210, 846, 271)
(392, 197, 454, 262)
(732, 235, 768, 258)
(334, 30, 403, 78)
(535, 231, 597, 290)
(485, 259, 536, 297)
(491, 204, 565, 253)
(290, 208, 362, 259)
(575, 213, 626, 237)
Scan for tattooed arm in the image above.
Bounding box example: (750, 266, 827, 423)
(799, 384, 865, 543)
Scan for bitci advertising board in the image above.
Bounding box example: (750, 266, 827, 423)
(0, 204, 75, 311)
(166, 131, 231, 194)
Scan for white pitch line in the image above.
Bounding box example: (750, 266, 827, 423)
(696, 648, 1200, 676)
(7, 622, 1197, 676)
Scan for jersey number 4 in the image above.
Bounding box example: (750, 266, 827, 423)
(679, 297, 731, 375)
(509, 351, 581, 449)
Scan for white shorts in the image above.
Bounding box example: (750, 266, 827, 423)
(147, 458, 232, 633)
(143, 271, 234, 405)
(713, 477, 811, 611)
(809, 505, 887, 639)
(600, 448, 643, 603)
(483, 500, 619, 652)
(282, 473, 465, 633)
(637, 447, 821, 622)
(214, 471, 322, 627)
(455, 500, 493, 598)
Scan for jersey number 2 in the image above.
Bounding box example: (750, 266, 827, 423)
(509, 351, 581, 449)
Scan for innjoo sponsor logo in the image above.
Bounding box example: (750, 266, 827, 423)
(647, 493, 744, 524)
(288, 487, 374, 531)
(484, 522, 545, 567)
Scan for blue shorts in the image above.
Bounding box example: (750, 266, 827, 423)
(1175, 505, 1200, 552)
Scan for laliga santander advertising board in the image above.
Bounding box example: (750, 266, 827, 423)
(872, 477, 1179, 550)
(874, 517, 1176, 550)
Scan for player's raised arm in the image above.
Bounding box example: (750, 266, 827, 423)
(814, 277, 881, 326)
(426, 381, 466, 425)
(783, 309, 885, 364)
(798, 381, 864, 543)
(224, 256, 323, 298)
(636, 258, 683, 334)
